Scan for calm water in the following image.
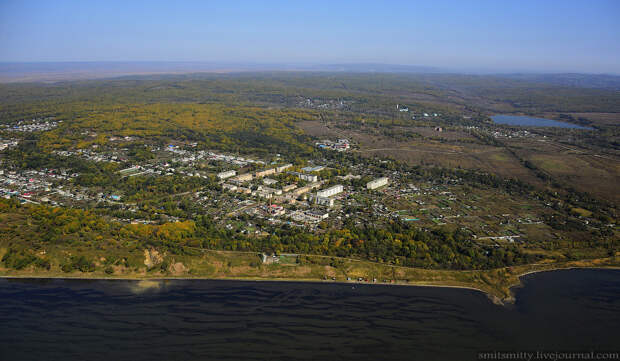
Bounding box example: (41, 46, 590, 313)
(491, 114, 592, 129)
(0, 269, 618, 361)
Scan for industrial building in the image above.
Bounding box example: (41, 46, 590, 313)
(289, 210, 329, 223)
(267, 204, 285, 216)
(305, 210, 329, 222)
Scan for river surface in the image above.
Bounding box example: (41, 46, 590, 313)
(491, 115, 593, 129)
(0, 269, 618, 361)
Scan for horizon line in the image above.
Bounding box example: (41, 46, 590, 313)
(0, 61, 618, 77)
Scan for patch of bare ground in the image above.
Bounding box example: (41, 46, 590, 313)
(169, 262, 187, 275)
(143, 248, 163, 268)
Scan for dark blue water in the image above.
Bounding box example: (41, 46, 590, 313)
(491, 115, 592, 129)
(0, 269, 619, 361)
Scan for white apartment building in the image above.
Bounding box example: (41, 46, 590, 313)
(367, 177, 389, 190)
(316, 184, 343, 198)
(217, 170, 236, 180)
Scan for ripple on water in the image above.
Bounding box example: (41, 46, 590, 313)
(0, 270, 618, 361)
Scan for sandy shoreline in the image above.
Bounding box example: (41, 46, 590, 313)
(0, 273, 499, 302)
(0, 273, 484, 291)
(515, 266, 620, 279)
(2, 266, 618, 306)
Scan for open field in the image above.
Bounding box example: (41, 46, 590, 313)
(508, 138, 620, 202)
(299, 120, 548, 187)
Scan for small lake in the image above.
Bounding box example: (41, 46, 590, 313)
(0, 269, 619, 361)
(491, 114, 592, 129)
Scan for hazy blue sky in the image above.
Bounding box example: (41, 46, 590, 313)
(1, 0, 618, 73)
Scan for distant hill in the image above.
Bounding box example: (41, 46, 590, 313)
(497, 73, 620, 90)
(0, 62, 261, 83)
(1, 62, 618, 91)
(0, 62, 441, 83)
(309, 63, 440, 73)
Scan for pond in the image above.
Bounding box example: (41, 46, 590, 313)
(491, 115, 592, 129)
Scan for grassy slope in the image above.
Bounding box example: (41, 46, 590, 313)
(1, 243, 618, 304)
